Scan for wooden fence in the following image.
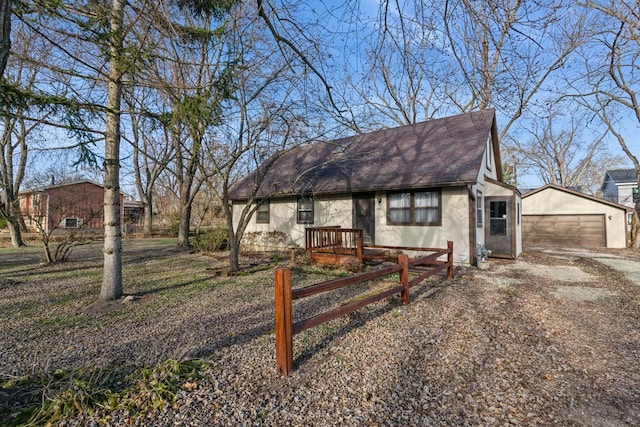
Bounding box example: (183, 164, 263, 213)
(274, 241, 453, 375)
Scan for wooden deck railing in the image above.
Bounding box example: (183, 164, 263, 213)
(305, 227, 363, 263)
(274, 241, 453, 376)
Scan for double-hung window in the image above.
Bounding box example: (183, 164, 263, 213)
(297, 197, 314, 224)
(387, 189, 440, 225)
(256, 200, 270, 223)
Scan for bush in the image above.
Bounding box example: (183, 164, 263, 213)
(168, 213, 180, 237)
(193, 227, 229, 252)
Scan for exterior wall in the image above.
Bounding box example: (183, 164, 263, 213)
(373, 187, 471, 262)
(234, 194, 353, 250)
(615, 183, 636, 208)
(522, 187, 627, 248)
(233, 189, 471, 259)
(20, 182, 124, 232)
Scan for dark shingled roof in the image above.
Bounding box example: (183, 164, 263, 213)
(229, 109, 497, 200)
(605, 169, 637, 183)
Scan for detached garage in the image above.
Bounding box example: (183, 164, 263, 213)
(522, 184, 630, 249)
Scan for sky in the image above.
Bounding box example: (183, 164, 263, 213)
(12, 0, 640, 196)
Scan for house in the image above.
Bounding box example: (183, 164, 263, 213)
(19, 180, 124, 233)
(601, 168, 637, 209)
(522, 184, 630, 249)
(229, 109, 522, 263)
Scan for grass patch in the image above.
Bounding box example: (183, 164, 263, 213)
(0, 359, 207, 426)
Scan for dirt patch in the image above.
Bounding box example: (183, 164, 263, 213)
(495, 260, 596, 283)
(552, 285, 615, 302)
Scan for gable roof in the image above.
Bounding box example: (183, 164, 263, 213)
(230, 109, 499, 200)
(523, 183, 632, 212)
(20, 179, 103, 194)
(604, 169, 637, 184)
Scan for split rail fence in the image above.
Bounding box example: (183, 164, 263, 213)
(274, 241, 453, 376)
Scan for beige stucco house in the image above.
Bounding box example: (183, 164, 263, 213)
(522, 184, 630, 249)
(229, 109, 522, 264)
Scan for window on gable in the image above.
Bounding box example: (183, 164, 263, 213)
(477, 190, 483, 227)
(297, 197, 314, 224)
(486, 137, 492, 171)
(387, 189, 441, 225)
(256, 200, 270, 224)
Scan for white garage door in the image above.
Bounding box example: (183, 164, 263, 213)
(523, 214, 606, 248)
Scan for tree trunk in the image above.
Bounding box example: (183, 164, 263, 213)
(0, 0, 10, 78)
(633, 209, 640, 250)
(5, 199, 24, 247)
(7, 219, 24, 247)
(100, 0, 124, 301)
(143, 192, 153, 236)
(227, 210, 241, 271)
(177, 199, 192, 248)
(229, 234, 240, 272)
(43, 235, 52, 264)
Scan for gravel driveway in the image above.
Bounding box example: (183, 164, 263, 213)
(1, 241, 639, 426)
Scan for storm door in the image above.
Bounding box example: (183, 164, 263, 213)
(353, 194, 375, 244)
(485, 197, 512, 255)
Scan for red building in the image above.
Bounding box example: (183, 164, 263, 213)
(19, 180, 125, 233)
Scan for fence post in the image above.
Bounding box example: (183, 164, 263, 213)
(399, 254, 410, 304)
(274, 267, 293, 376)
(447, 240, 454, 279)
(356, 230, 363, 262)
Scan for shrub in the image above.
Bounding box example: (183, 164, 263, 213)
(168, 213, 180, 237)
(193, 227, 229, 252)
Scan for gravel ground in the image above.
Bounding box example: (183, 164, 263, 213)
(1, 240, 640, 426)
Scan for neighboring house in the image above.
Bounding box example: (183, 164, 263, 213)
(601, 168, 637, 209)
(19, 180, 124, 233)
(522, 184, 630, 249)
(229, 109, 522, 263)
(123, 200, 145, 224)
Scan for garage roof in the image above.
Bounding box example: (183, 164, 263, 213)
(523, 184, 632, 212)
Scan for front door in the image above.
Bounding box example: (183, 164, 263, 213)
(353, 194, 375, 244)
(485, 197, 512, 255)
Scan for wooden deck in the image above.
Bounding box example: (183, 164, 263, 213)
(305, 226, 451, 265)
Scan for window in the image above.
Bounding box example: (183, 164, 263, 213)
(256, 200, 270, 223)
(489, 201, 507, 236)
(476, 190, 483, 227)
(486, 137, 492, 170)
(61, 218, 81, 228)
(297, 197, 314, 224)
(387, 189, 441, 225)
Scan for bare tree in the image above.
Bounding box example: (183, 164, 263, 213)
(200, 2, 325, 271)
(125, 88, 174, 236)
(329, 0, 582, 139)
(0, 22, 57, 247)
(507, 107, 624, 194)
(0, 0, 10, 78)
(571, 1, 640, 245)
(134, 4, 236, 249)
(15, 0, 237, 299)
